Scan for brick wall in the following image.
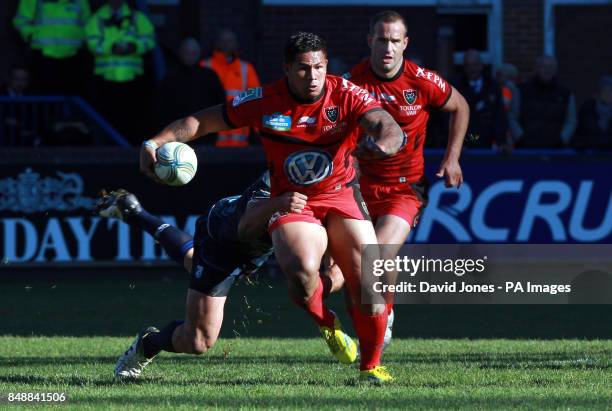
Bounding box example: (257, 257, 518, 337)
(556, 4, 612, 105)
(503, 0, 545, 81)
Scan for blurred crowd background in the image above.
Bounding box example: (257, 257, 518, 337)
(1, 0, 611, 151)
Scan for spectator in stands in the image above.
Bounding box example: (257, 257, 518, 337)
(85, 0, 155, 144)
(156, 38, 225, 134)
(573, 75, 612, 149)
(517, 55, 576, 148)
(1, 65, 35, 145)
(13, 0, 91, 95)
(199, 29, 260, 147)
(495, 63, 522, 146)
(1, 64, 30, 97)
(453, 49, 507, 149)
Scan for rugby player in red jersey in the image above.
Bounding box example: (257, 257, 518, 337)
(345, 11, 470, 340)
(140, 32, 405, 383)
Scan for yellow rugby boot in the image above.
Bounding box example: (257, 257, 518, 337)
(319, 314, 357, 365)
(359, 365, 394, 384)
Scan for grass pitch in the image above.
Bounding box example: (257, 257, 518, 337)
(0, 268, 610, 409)
(0, 337, 610, 410)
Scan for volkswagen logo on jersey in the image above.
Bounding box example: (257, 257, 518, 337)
(284, 150, 333, 186)
(403, 89, 417, 105)
(324, 106, 339, 123)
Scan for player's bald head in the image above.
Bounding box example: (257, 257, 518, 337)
(284, 32, 328, 64)
(369, 10, 408, 37)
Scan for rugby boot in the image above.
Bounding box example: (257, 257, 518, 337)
(319, 313, 358, 365)
(114, 326, 159, 380)
(359, 365, 394, 384)
(95, 189, 142, 221)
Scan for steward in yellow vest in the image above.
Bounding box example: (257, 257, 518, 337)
(85, 1, 155, 83)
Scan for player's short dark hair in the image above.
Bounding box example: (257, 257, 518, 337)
(369, 10, 408, 36)
(284, 32, 328, 64)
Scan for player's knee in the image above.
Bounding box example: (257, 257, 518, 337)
(184, 326, 217, 355)
(287, 256, 320, 281)
(190, 335, 216, 355)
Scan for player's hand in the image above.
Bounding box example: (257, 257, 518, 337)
(139, 141, 163, 183)
(277, 192, 307, 213)
(436, 158, 463, 188)
(353, 136, 389, 160)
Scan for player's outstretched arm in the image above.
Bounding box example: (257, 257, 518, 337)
(237, 192, 307, 241)
(356, 109, 404, 159)
(437, 86, 469, 188)
(140, 104, 231, 180)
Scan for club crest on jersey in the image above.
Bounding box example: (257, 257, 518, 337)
(403, 89, 417, 105)
(324, 106, 339, 123)
(262, 113, 292, 131)
(284, 150, 333, 186)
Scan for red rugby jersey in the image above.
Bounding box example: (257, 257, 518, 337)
(347, 59, 452, 184)
(223, 75, 382, 196)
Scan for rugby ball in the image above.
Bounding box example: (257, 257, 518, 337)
(154, 142, 198, 186)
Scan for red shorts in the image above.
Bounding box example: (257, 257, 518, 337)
(268, 183, 370, 233)
(360, 177, 429, 227)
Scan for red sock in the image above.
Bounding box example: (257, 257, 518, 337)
(386, 303, 393, 315)
(291, 277, 336, 328)
(351, 307, 388, 370)
(320, 274, 332, 299)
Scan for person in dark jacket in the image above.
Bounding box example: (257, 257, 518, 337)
(156, 37, 225, 133)
(453, 49, 507, 149)
(573, 75, 612, 149)
(517, 55, 576, 148)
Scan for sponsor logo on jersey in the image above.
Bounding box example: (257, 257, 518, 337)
(322, 121, 347, 134)
(232, 87, 263, 107)
(284, 150, 333, 186)
(415, 67, 446, 92)
(399, 104, 423, 116)
(403, 89, 417, 104)
(297, 116, 317, 127)
(193, 265, 204, 279)
(370, 92, 396, 103)
(341, 78, 375, 104)
(324, 106, 339, 123)
(262, 113, 292, 131)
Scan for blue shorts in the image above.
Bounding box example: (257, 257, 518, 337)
(189, 212, 272, 297)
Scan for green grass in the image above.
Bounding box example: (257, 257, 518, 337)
(0, 337, 610, 410)
(0, 270, 610, 409)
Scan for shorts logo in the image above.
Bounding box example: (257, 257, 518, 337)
(193, 265, 204, 279)
(268, 211, 288, 227)
(262, 113, 292, 131)
(232, 87, 263, 107)
(403, 89, 417, 105)
(284, 150, 333, 186)
(324, 106, 339, 123)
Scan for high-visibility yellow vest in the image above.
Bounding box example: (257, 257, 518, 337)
(13, 0, 91, 59)
(85, 4, 155, 83)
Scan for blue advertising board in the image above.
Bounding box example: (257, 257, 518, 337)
(0, 149, 610, 266)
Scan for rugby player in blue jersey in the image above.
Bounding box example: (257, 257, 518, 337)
(96, 172, 349, 379)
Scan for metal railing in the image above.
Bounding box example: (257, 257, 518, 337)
(0, 96, 130, 147)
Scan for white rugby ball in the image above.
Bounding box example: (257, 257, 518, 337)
(154, 142, 198, 186)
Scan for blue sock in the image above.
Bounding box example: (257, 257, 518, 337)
(126, 209, 193, 265)
(142, 320, 184, 358)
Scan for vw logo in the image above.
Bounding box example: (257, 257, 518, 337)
(284, 150, 333, 186)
